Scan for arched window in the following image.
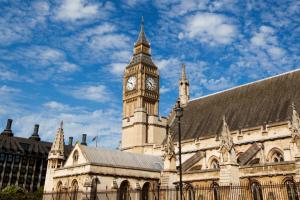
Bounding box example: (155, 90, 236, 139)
(141, 182, 151, 200)
(56, 181, 63, 200)
(118, 180, 130, 200)
(73, 150, 79, 165)
(285, 180, 299, 200)
(210, 159, 220, 169)
(184, 184, 195, 200)
(268, 148, 284, 163)
(71, 180, 79, 200)
(250, 182, 263, 200)
(91, 178, 99, 200)
(211, 182, 220, 200)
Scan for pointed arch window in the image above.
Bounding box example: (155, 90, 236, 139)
(269, 150, 284, 163)
(73, 150, 79, 165)
(71, 180, 79, 200)
(184, 184, 195, 200)
(118, 180, 130, 200)
(211, 182, 220, 200)
(250, 182, 263, 200)
(210, 159, 220, 169)
(56, 181, 63, 200)
(141, 182, 151, 200)
(285, 180, 299, 200)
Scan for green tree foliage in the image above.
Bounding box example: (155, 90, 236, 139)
(0, 186, 43, 200)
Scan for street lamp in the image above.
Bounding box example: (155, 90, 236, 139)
(175, 100, 183, 200)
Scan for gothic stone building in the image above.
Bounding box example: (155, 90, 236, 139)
(43, 20, 300, 200)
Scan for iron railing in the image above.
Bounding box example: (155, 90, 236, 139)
(43, 182, 300, 200)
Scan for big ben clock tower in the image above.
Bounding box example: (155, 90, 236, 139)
(121, 18, 167, 153)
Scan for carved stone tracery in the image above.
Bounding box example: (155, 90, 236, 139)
(219, 116, 237, 164)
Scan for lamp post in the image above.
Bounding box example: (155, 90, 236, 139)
(175, 100, 183, 200)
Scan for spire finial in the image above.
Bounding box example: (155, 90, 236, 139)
(292, 102, 296, 110)
(181, 64, 186, 80)
(141, 16, 144, 26)
(223, 115, 226, 123)
(60, 120, 63, 130)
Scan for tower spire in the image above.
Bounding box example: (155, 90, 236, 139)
(48, 121, 65, 161)
(135, 16, 150, 47)
(179, 64, 190, 107)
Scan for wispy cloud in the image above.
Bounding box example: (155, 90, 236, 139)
(0, 85, 20, 94)
(63, 84, 112, 103)
(44, 101, 69, 111)
(0, 46, 80, 81)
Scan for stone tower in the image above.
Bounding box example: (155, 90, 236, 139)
(44, 121, 65, 192)
(179, 64, 190, 107)
(121, 18, 167, 154)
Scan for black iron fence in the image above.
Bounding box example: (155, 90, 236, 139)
(43, 182, 300, 200)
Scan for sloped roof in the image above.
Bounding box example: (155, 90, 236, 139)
(79, 145, 163, 172)
(171, 69, 300, 141)
(182, 151, 204, 171)
(238, 143, 261, 165)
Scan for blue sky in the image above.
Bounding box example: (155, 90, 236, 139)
(0, 0, 299, 148)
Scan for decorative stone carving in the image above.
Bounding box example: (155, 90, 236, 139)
(163, 130, 176, 172)
(219, 116, 237, 164)
(290, 103, 300, 145)
(164, 131, 175, 159)
(84, 176, 92, 187)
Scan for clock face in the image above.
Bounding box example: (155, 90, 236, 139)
(146, 76, 157, 91)
(126, 76, 137, 91)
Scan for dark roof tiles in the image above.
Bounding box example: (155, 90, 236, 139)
(171, 69, 300, 141)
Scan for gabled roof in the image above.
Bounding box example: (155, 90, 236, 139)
(79, 145, 163, 172)
(171, 68, 300, 141)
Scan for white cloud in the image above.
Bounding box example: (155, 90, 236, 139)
(63, 23, 131, 64)
(110, 63, 126, 76)
(0, 46, 80, 81)
(229, 25, 293, 81)
(250, 26, 285, 59)
(201, 77, 234, 91)
(123, 0, 149, 7)
(66, 84, 111, 103)
(55, 0, 99, 21)
(59, 62, 80, 73)
(0, 85, 20, 94)
(160, 86, 170, 94)
(44, 101, 68, 111)
(181, 12, 237, 45)
(0, 1, 49, 46)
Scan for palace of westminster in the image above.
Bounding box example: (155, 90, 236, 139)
(0, 20, 300, 200)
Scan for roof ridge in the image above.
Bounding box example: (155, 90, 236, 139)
(190, 68, 300, 102)
(81, 144, 161, 158)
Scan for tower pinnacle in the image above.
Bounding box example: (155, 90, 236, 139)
(181, 64, 187, 80)
(179, 64, 190, 107)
